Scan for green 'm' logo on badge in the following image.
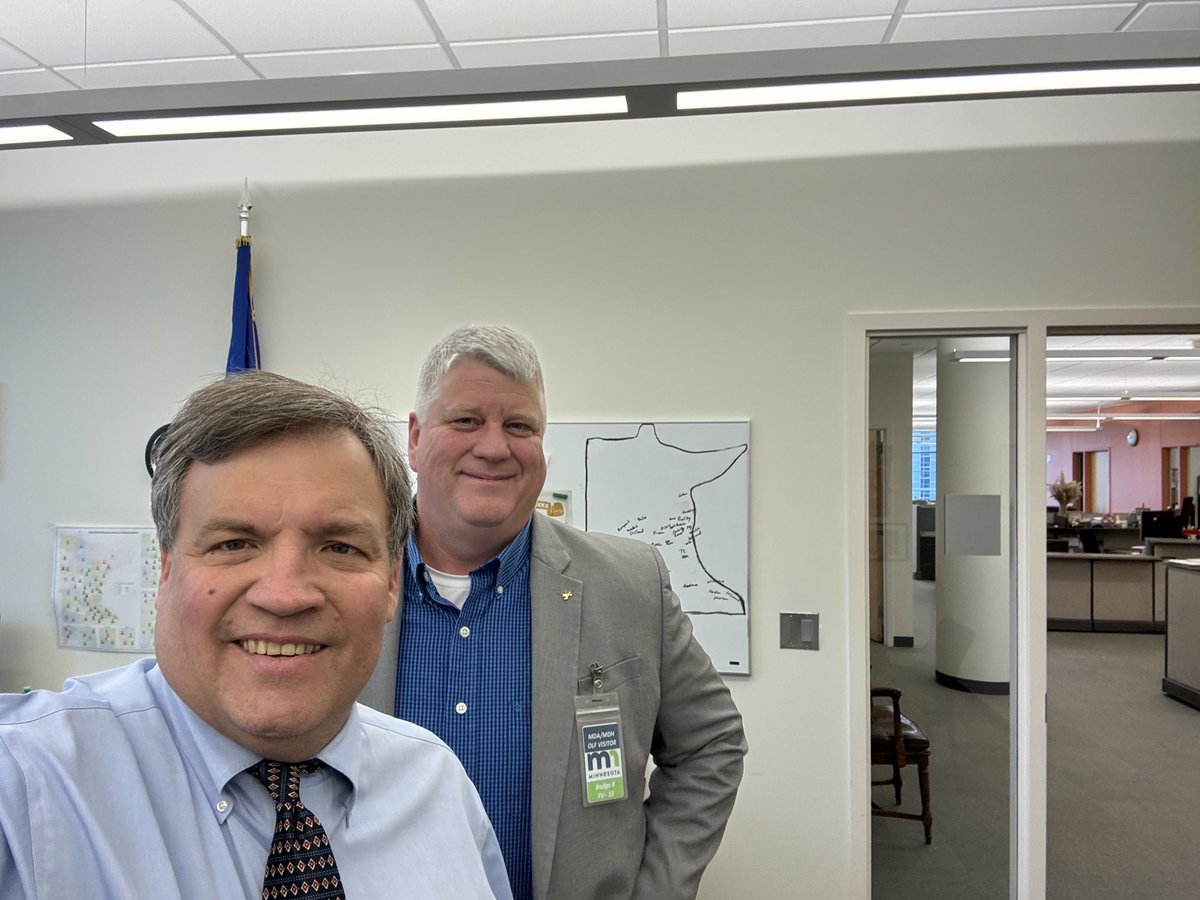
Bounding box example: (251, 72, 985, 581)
(582, 723, 626, 804)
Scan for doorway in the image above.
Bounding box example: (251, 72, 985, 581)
(1044, 329, 1200, 898)
(868, 331, 1019, 900)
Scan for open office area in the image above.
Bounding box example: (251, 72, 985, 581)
(869, 332, 1200, 898)
(4, 5, 1200, 899)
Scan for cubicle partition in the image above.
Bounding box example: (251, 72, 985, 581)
(1164, 560, 1200, 711)
(1046, 553, 1164, 633)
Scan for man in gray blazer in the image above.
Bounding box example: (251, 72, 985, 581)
(361, 324, 746, 900)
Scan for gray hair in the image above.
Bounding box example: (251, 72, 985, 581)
(413, 324, 545, 421)
(151, 371, 413, 563)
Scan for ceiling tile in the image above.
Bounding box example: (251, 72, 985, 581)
(184, 0, 436, 53)
(669, 0, 898, 29)
(54, 56, 258, 90)
(671, 17, 891, 56)
(3, 0, 229, 66)
(453, 32, 660, 69)
(892, 4, 1137, 42)
(0, 68, 76, 97)
(247, 46, 452, 79)
(424, 0, 657, 42)
(1127, 1, 1200, 31)
(0, 40, 37, 69)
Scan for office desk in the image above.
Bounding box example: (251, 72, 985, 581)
(1048, 525, 1141, 553)
(1047, 552, 1164, 633)
(1145, 538, 1200, 560)
(1164, 560, 1200, 710)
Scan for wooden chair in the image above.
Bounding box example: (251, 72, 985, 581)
(871, 687, 932, 844)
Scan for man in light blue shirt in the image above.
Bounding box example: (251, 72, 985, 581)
(0, 372, 511, 900)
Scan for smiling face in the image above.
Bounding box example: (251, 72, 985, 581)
(153, 430, 400, 761)
(408, 358, 547, 572)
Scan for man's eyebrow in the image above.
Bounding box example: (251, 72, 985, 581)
(310, 521, 382, 540)
(195, 519, 261, 539)
(193, 519, 383, 542)
(441, 403, 484, 417)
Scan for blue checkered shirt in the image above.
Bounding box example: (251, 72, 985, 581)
(396, 521, 534, 900)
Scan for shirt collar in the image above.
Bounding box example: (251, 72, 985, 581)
(406, 516, 533, 588)
(146, 663, 363, 806)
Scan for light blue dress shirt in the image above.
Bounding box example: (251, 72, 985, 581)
(0, 658, 512, 900)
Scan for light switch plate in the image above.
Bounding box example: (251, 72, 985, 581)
(780, 612, 819, 650)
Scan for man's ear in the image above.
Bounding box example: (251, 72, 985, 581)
(156, 549, 173, 610)
(385, 561, 401, 621)
(407, 411, 424, 475)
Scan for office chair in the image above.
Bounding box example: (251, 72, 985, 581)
(871, 687, 933, 844)
(1077, 530, 1101, 554)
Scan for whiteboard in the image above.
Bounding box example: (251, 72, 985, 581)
(544, 422, 750, 675)
(394, 420, 751, 674)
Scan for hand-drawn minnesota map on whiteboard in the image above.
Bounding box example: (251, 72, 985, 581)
(542, 422, 750, 675)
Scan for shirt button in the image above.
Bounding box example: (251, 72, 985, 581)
(496, 585, 504, 594)
(459, 625, 471, 638)
(216, 799, 230, 813)
(455, 701, 468, 715)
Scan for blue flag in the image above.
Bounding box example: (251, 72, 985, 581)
(226, 236, 261, 373)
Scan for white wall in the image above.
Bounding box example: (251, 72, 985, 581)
(2, 91, 1199, 899)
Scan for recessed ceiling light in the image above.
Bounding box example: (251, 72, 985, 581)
(677, 64, 1200, 111)
(0, 124, 73, 146)
(93, 95, 629, 137)
(1047, 355, 1154, 362)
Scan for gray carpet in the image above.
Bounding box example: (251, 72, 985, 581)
(870, 580, 1200, 900)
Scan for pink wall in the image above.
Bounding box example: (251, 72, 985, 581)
(1046, 419, 1200, 513)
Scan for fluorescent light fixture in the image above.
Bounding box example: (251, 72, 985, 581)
(1048, 413, 1200, 422)
(1047, 355, 1152, 362)
(1109, 414, 1200, 421)
(952, 350, 1009, 362)
(677, 64, 1200, 111)
(0, 124, 73, 146)
(1045, 397, 1120, 405)
(94, 95, 628, 137)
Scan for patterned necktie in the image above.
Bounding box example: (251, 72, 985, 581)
(250, 759, 346, 900)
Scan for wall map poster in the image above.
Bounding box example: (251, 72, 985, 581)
(53, 527, 160, 652)
(397, 419, 751, 673)
(542, 422, 750, 674)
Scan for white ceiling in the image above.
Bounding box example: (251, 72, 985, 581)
(1, 1, 1198, 98)
(874, 333, 1200, 426)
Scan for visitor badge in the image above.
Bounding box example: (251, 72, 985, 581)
(574, 692, 626, 806)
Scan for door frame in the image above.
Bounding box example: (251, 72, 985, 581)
(847, 306, 1200, 900)
(850, 314, 1041, 899)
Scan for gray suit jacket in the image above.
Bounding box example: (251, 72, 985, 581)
(360, 513, 746, 900)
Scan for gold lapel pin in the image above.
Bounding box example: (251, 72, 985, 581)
(561, 591, 573, 601)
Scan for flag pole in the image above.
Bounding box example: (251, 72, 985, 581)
(238, 177, 252, 238)
(226, 178, 261, 373)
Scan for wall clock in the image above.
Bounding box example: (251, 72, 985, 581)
(145, 423, 171, 475)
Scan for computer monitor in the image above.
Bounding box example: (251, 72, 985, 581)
(1077, 530, 1101, 554)
(1141, 509, 1182, 540)
(1180, 495, 1195, 529)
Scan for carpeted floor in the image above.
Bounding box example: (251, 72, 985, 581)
(870, 580, 1200, 900)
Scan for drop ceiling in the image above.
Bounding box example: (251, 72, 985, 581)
(2, 1, 1199, 137)
(874, 333, 1200, 428)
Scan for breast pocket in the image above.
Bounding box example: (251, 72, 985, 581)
(576, 655, 641, 695)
